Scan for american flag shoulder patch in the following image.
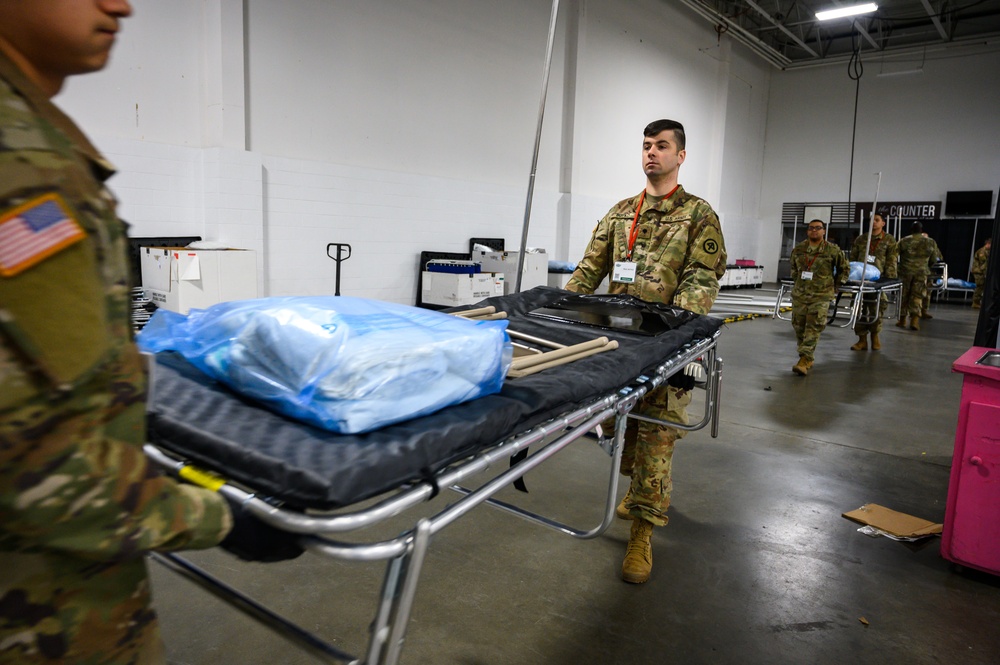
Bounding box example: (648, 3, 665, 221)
(0, 194, 86, 277)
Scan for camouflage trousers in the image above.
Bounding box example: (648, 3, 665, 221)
(615, 384, 692, 527)
(791, 298, 830, 361)
(0, 553, 166, 665)
(854, 292, 888, 336)
(973, 274, 985, 306)
(899, 272, 928, 318)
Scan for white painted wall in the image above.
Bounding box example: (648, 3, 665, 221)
(759, 47, 1000, 280)
(52, 0, 771, 304)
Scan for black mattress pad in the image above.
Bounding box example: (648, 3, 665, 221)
(147, 287, 723, 510)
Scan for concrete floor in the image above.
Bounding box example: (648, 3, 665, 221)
(150, 295, 1000, 665)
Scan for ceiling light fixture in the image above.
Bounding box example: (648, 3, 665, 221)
(816, 3, 878, 21)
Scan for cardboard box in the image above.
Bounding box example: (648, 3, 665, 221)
(472, 250, 547, 295)
(421, 271, 504, 307)
(140, 247, 258, 314)
(842, 503, 943, 540)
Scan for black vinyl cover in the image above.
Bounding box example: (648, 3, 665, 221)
(842, 278, 902, 287)
(147, 287, 723, 510)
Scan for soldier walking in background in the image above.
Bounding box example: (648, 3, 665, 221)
(972, 238, 991, 309)
(919, 233, 943, 319)
(566, 119, 726, 584)
(789, 220, 849, 376)
(849, 213, 897, 351)
(897, 222, 941, 330)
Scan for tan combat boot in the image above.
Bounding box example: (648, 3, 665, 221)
(615, 486, 634, 520)
(850, 336, 868, 351)
(921, 311, 933, 319)
(622, 518, 654, 584)
(910, 316, 920, 331)
(792, 356, 810, 376)
(870, 333, 881, 350)
(896, 316, 907, 328)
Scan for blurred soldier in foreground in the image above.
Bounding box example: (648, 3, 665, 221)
(0, 2, 300, 663)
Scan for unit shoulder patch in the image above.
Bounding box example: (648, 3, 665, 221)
(0, 194, 84, 277)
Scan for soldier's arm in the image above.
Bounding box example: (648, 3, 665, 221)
(565, 214, 612, 294)
(674, 209, 726, 315)
(849, 238, 861, 262)
(0, 336, 231, 562)
(834, 246, 849, 289)
(886, 240, 899, 279)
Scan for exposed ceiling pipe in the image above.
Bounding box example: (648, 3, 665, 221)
(918, 0, 950, 40)
(675, 0, 791, 68)
(743, 0, 819, 56)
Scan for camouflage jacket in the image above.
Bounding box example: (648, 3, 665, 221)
(972, 245, 990, 279)
(0, 51, 231, 663)
(790, 240, 848, 302)
(565, 186, 727, 315)
(897, 234, 940, 277)
(849, 232, 898, 278)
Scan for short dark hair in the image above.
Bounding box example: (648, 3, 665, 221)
(643, 119, 686, 150)
(807, 219, 826, 229)
(911, 221, 923, 233)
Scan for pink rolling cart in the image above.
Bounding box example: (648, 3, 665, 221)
(942, 346, 1000, 575)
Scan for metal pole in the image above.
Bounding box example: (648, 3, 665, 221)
(515, 0, 560, 293)
(859, 172, 882, 284)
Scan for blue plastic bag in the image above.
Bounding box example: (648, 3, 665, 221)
(547, 260, 577, 274)
(138, 296, 512, 434)
(848, 261, 881, 282)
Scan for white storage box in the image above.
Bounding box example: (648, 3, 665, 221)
(140, 247, 258, 314)
(472, 250, 547, 295)
(421, 271, 504, 307)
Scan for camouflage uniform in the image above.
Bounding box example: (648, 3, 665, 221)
(921, 237, 942, 316)
(789, 240, 848, 361)
(849, 232, 898, 336)
(566, 186, 726, 526)
(897, 233, 939, 318)
(971, 244, 990, 307)
(0, 52, 231, 664)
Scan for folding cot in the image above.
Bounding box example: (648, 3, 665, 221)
(773, 278, 902, 328)
(143, 286, 724, 664)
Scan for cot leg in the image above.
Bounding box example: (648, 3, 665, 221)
(364, 520, 432, 665)
(450, 408, 627, 539)
(148, 552, 355, 664)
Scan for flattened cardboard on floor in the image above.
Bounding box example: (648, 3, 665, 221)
(842, 503, 943, 538)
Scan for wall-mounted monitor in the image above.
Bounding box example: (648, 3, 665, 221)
(944, 190, 993, 217)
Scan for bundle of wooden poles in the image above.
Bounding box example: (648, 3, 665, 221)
(453, 305, 618, 378)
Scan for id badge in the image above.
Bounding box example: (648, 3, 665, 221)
(801, 271, 814, 280)
(867, 254, 876, 263)
(612, 261, 637, 283)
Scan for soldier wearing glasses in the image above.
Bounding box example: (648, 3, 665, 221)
(789, 220, 849, 376)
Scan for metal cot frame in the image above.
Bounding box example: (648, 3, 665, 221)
(772, 279, 902, 328)
(144, 332, 723, 665)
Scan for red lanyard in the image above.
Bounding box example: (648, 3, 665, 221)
(803, 246, 821, 271)
(627, 186, 678, 260)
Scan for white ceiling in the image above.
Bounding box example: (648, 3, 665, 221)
(676, 0, 1000, 68)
